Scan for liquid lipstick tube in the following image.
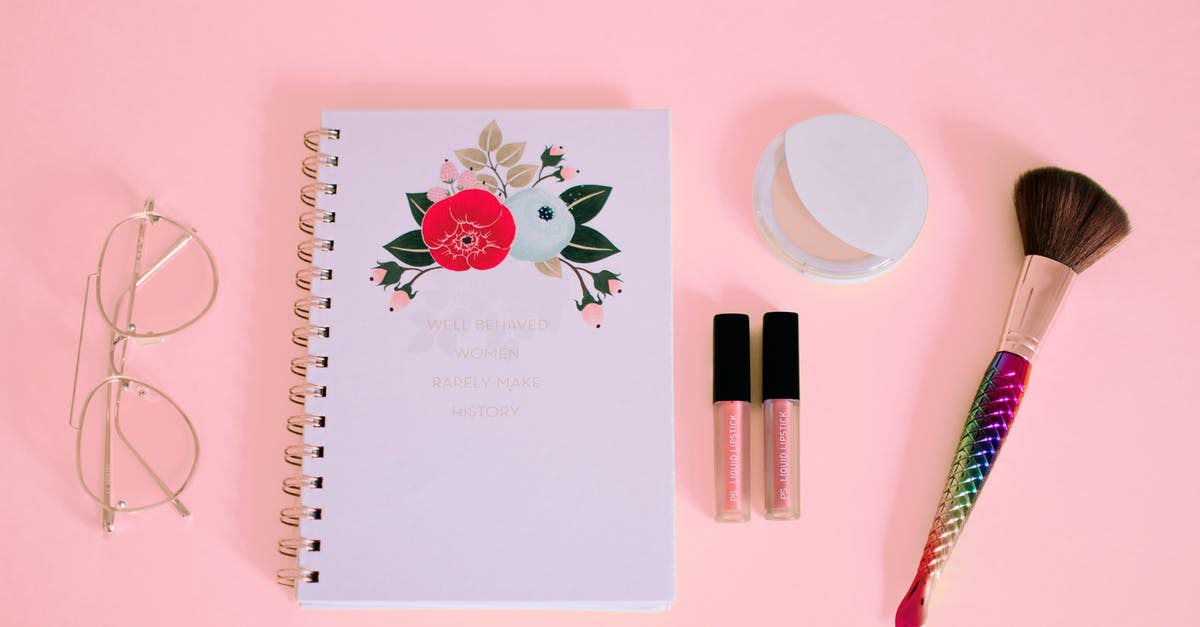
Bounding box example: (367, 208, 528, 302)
(713, 314, 751, 523)
(762, 311, 800, 520)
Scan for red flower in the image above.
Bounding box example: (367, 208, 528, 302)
(421, 189, 516, 271)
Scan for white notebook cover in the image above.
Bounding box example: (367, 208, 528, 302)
(297, 110, 674, 609)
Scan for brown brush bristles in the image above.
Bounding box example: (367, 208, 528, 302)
(1013, 166, 1131, 273)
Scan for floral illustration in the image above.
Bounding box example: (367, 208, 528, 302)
(421, 189, 515, 271)
(506, 188, 574, 262)
(370, 120, 624, 328)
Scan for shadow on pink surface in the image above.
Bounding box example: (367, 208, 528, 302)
(235, 81, 634, 590)
(672, 284, 774, 518)
(879, 117, 1046, 620)
(713, 93, 846, 246)
(12, 166, 146, 530)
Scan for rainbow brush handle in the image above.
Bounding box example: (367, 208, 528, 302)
(896, 351, 1031, 627)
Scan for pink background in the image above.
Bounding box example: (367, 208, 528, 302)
(3, 1, 1197, 625)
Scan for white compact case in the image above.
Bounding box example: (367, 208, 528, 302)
(752, 114, 928, 283)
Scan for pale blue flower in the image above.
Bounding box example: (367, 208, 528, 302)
(505, 188, 576, 262)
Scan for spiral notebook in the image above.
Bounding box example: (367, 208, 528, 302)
(280, 110, 674, 610)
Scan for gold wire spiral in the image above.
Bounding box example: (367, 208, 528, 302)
(286, 414, 325, 436)
(290, 355, 328, 377)
(277, 567, 319, 586)
(293, 296, 330, 320)
(280, 506, 322, 526)
(298, 209, 335, 235)
(279, 127, 339, 588)
(297, 238, 334, 263)
(282, 475, 323, 497)
(291, 325, 329, 348)
(278, 537, 322, 557)
(284, 444, 323, 466)
(294, 267, 331, 291)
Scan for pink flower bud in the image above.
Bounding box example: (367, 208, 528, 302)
(427, 186, 449, 202)
(580, 302, 603, 328)
(439, 159, 458, 183)
(608, 279, 623, 294)
(370, 268, 387, 284)
(549, 145, 564, 156)
(560, 166, 579, 180)
(389, 290, 411, 312)
(456, 169, 477, 189)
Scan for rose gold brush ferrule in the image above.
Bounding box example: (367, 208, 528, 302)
(997, 255, 1077, 362)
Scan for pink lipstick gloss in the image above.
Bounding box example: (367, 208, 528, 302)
(762, 312, 800, 520)
(712, 314, 751, 522)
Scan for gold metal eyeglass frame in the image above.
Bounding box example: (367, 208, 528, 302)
(68, 198, 218, 532)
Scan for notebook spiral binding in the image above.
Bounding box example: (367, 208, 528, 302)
(278, 127, 340, 589)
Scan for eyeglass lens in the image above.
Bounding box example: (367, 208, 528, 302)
(96, 214, 217, 338)
(76, 377, 198, 514)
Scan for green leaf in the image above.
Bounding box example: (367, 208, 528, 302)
(575, 291, 601, 310)
(561, 225, 620, 263)
(373, 261, 406, 287)
(384, 230, 435, 267)
(592, 269, 621, 295)
(540, 146, 564, 167)
(406, 193, 433, 226)
(560, 185, 612, 224)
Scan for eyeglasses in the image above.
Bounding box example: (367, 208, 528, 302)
(68, 199, 218, 532)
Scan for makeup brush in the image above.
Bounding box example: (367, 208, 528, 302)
(895, 167, 1131, 627)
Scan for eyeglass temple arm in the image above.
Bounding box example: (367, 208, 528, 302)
(69, 274, 96, 429)
(108, 222, 196, 518)
(69, 232, 197, 530)
(104, 227, 195, 522)
(135, 232, 194, 290)
(102, 232, 194, 335)
(70, 274, 118, 531)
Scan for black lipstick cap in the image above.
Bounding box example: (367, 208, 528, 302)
(762, 311, 799, 400)
(713, 314, 751, 403)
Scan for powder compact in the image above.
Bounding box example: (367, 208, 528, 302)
(752, 113, 928, 283)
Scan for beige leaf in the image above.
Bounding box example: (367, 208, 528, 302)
(506, 163, 538, 188)
(477, 173, 500, 194)
(496, 142, 526, 167)
(478, 120, 502, 152)
(534, 258, 563, 278)
(454, 148, 488, 170)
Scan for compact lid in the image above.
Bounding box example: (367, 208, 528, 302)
(712, 314, 751, 403)
(783, 114, 926, 260)
(753, 113, 928, 283)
